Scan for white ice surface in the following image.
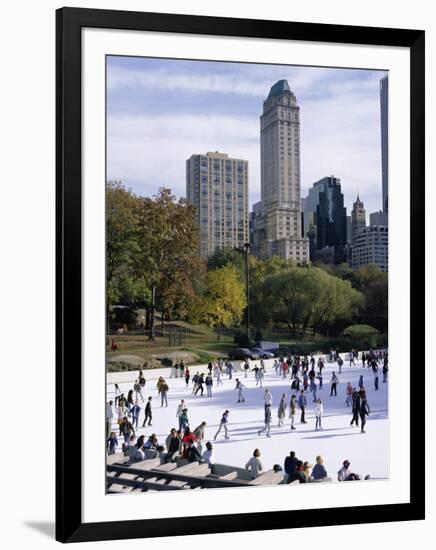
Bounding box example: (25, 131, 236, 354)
(107, 357, 388, 480)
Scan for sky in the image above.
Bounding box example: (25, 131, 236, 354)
(106, 56, 388, 217)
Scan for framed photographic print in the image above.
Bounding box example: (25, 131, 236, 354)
(56, 7, 425, 543)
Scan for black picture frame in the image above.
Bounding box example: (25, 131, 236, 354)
(56, 6, 425, 543)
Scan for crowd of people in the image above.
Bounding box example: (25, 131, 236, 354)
(106, 349, 388, 484)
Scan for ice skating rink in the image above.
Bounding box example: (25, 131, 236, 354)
(107, 357, 388, 480)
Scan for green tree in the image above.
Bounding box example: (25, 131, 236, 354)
(207, 247, 245, 274)
(106, 181, 141, 330)
(342, 323, 380, 348)
(362, 277, 388, 332)
(195, 265, 246, 339)
(310, 270, 363, 335)
(354, 264, 387, 291)
(249, 256, 295, 330)
(261, 266, 363, 338)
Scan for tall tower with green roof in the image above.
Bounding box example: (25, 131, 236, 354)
(252, 80, 309, 263)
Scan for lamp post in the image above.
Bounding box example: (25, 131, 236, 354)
(243, 242, 250, 341)
(234, 243, 251, 341)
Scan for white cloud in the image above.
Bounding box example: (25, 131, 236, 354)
(107, 64, 340, 99)
(107, 67, 385, 214)
(107, 113, 260, 197)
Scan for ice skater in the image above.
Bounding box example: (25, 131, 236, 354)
(310, 377, 317, 402)
(130, 401, 141, 429)
(235, 379, 246, 403)
(133, 379, 144, 403)
(205, 374, 213, 397)
(179, 408, 189, 432)
(258, 404, 272, 437)
(258, 366, 265, 387)
(142, 396, 152, 427)
(350, 389, 360, 427)
(298, 390, 307, 424)
(273, 359, 280, 376)
(329, 371, 339, 396)
(214, 410, 230, 440)
(314, 398, 323, 430)
(243, 359, 250, 378)
(289, 394, 297, 430)
(176, 399, 185, 429)
(156, 377, 169, 407)
(277, 393, 287, 427)
(194, 373, 205, 396)
(337, 355, 344, 374)
(215, 363, 223, 385)
(383, 358, 388, 383)
(291, 374, 300, 392)
(359, 396, 371, 433)
(345, 382, 353, 407)
(264, 388, 273, 410)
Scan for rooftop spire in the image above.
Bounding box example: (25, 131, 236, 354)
(267, 79, 291, 98)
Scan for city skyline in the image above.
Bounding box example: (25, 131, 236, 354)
(107, 56, 387, 217)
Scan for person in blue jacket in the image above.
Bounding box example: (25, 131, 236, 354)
(311, 455, 328, 480)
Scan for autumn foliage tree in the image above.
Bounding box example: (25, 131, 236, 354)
(194, 265, 246, 339)
(134, 188, 200, 340)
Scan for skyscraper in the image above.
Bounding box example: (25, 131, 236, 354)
(352, 226, 388, 272)
(315, 177, 347, 261)
(346, 215, 352, 245)
(351, 195, 367, 243)
(303, 176, 347, 264)
(303, 178, 326, 238)
(370, 210, 388, 226)
(380, 75, 388, 214)
(251, 80, 309, 263)
(186, 151, 249, 257)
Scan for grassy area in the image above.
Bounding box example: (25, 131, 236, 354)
(106, 321, 235, 369)
(106, 318, 387, 371)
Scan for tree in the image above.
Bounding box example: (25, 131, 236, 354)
(260, 266, 363, 338)
(362, 277, 388, 332)
(207, 247, 245, 274)
(249, 256, 294, 330)
(354, 264, 387, 291)
(158, 255, 207, 322)
(261, 267, 323, 337)
(195, 265, 246, 339)
(106, 182, 141, 330)
(134, 188, 200, 340)
(342, 324, 380, 348)
(310, 271, 363, 335)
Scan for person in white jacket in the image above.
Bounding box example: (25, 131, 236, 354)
(337, 459, 351, 481)
(315, 398, 324, 430)
(245, 449, 263, 479)
(202, 441, 214, 466)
